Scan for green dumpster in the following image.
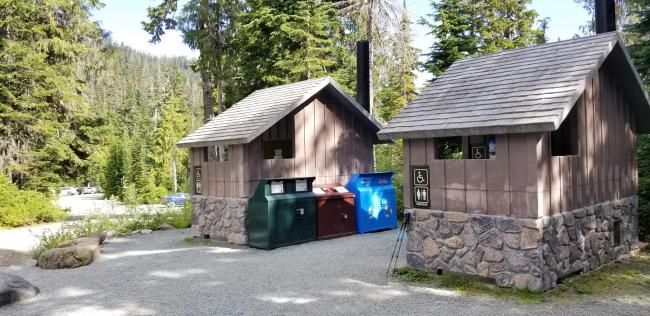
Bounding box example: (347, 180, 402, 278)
(246, 177, 317, 250)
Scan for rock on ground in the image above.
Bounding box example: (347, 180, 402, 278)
(37, 237, 100, 269)
(0, 272, 39, 306)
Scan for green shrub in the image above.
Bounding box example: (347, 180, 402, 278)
(31, 203, 192, 258)
(0, 176, 66, 227)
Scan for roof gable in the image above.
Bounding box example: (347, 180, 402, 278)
(177, 77, 383, 148)
(378, 32, 650, 140)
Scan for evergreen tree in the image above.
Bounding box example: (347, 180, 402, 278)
(232, 0, 343, 97)
(151, 72, 191, 194)
(102, 143, 127, 200)
(421, 0, 544, 78)
(144, 0, 243, 120)
(624, 0, 650, 241)
(0, 0, 103, 190)
(375, 0, 418, 215)
(420, 0, 481, 77)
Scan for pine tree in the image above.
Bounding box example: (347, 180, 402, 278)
(421, 0, 544, 78)
(0, 0, 103, 190)
(375, 0, 418, 215)
(420, 0, 481, 77)
(103, 143, 127, 200)
(232, 0, 343, 97)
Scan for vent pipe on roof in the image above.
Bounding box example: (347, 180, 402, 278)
(595, 0, 616, 33)
(356, 40, 370, 113)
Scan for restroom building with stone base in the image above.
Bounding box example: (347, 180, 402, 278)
(378, 32, 649, 291)
(177, 77, 382, 245)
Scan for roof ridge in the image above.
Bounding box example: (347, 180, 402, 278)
(453, 31, 618, 66)
(250, 76, 330, 93)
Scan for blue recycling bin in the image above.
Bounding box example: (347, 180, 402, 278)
(346, 172, 397, 233)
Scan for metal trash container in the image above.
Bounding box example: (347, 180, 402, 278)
(346, 172, 397, 233)
(313, 184, 356, 240)
(246, 177, 317, 249)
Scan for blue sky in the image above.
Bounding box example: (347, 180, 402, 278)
(92, 0, 591, 86)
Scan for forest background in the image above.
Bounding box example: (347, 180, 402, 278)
(1, 0, 649, 242)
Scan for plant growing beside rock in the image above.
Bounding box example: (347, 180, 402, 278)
(31, 203, 192, 264)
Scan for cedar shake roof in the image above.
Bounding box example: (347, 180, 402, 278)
(177, 77, 383, 148)
(378, 32, 650, 140)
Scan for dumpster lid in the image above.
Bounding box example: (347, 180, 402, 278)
(313, 184, 354, 199)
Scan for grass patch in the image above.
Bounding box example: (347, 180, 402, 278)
(31, 203, 192, 259)
(394, 247, 650, 304)
(393, 268, 544, 304)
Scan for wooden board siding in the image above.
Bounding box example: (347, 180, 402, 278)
(403, 134, 539, 218)
(402, 60, 637, 219)
(189, 145, 247, 198)
(239, 95, 374, 195)
(540, 61, 637, 215)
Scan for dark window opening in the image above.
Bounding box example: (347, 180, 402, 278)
(613, 220, 622, 246)
(436, 137, 463, 159)
(207, 145, 229, 162)
(194, 167, 203, 195)
(203, 147, 208, 162)
(551, 107, 579, 156)
(435, 135, 496, 160)
(263, 140, 294, 159)
(262, 116, 295, 159)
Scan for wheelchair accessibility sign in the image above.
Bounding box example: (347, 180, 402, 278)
(411, 166, 430, 208)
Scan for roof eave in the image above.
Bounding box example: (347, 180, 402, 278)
(377, 122, 557, 140)
(176, 138, 248, 148)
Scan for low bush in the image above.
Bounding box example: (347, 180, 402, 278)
(31, 203, 192, 259)
(0, 176, 66, 228)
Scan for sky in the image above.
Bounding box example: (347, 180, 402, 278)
(92, 0, 591, 87)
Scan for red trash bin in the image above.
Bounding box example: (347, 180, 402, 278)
(314, 185, 356, 240)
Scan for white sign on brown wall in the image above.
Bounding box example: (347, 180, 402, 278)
(411, 166, 430, 208)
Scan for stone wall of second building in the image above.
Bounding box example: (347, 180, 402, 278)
(191, 196, 248, 245)
(405, 196, 639, 291)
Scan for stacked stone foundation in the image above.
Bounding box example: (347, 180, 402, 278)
(405, 196, 639, 291)
(191, 196, 249, 245)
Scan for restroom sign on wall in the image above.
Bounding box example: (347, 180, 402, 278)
(411, 166, 430, 208)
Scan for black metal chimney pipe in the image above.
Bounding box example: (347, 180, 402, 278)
(356, 40, 370, 112)
(595, 0, 616, 33)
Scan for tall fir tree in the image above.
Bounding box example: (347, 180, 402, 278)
(232, 0, 343, 97)
(0, 0, 104, 191)
(375, 0, 418, 215)
(421, 0, 544, 78)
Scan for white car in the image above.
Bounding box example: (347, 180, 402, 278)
(60, 187, 79, 196)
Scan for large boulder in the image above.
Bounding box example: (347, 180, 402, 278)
(37, 237, 100, 269)
(0, 272, 39, 306)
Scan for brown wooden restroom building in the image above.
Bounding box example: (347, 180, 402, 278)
(379, 32, 650, 290)
(177, 77, 382, 244)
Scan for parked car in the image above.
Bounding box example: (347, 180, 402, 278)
(60, 187, 79, 196)
(163, 193, 190, 206)
(79, 187, 98, 194)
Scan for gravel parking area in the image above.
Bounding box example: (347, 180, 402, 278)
(1, 229, 649, 316)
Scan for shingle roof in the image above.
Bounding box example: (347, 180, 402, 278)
(177, 77, 382, 148)
(378, 32, 650, 140)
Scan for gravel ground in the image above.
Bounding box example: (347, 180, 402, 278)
(1, 229, 649, 316)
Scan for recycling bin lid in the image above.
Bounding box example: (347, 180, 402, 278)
(351, 172, 393, 178)
(313, 184, 354, 200)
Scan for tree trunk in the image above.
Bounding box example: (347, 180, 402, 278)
(216, 55, 225, 114)
(200, 63, 216, 123)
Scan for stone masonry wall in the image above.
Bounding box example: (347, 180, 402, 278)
(191, 196, 248, 245)
(405, 196, 639, 291)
